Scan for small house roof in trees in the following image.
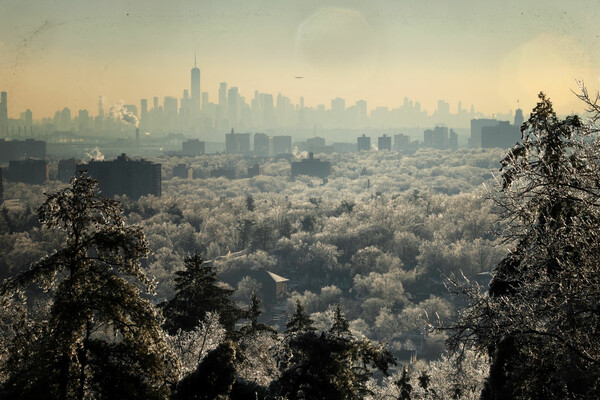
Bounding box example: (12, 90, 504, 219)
(221, 269, 290, 305)
(267, 271, 288, 283)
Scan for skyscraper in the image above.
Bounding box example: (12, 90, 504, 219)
(140, 99, 148, 128)
(514, 108, 524, 127)
(0, 92, 7, 137)
(225, 129, 250, 154)
(24, 109, 33, 133)
(163, 96, 178, 130)
(331, 97, 345, 127)
(201, 92, 208, 111)
(61, 108, 71, 131)
(228, 87, 239, 129)
(77, 110, 89, 133)
(356, 100, 367, 124)
(437, 99, 450, 116)
(191, 54, 200, 115)
(219, 82, 227, 111)
(424, 126, 449, 149)
(481, 122, 520, 149)
(218, 83, 228, 130)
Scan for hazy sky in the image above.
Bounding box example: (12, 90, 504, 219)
(1, 0, 599, 118)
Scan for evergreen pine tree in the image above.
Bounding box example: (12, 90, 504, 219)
(245, 194, 255, 212)
(159, 253, 241, 335)
(239, 291, 275, 336)
(284, 300, 316, 335)
(329, 304, 350, 336)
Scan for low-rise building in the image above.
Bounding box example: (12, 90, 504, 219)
(181, 139, 205, 156)
(291, 153, 331, 178)
(247, 164, 263, 178)
(173, 163, 193, 179)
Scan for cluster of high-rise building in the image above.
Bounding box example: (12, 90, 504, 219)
(0, 109, 529, 203)
(2, 57, 523, 139)
(0, 59, 528, 198)
(0, 136, 162, 200)
(356, 133, 418, 152)
(424, 127, 459, 151)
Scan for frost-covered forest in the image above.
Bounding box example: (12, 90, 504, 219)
(0, 146, 503, 398)
(1, 147, 506, 344)
(1, 93, 600, 399)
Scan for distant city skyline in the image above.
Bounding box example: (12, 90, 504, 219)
(0, 79, 522, 136)
(1, 1, 599, 119)
(1, 62, 502, 124)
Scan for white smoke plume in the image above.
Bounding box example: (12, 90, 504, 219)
(110, 100, 139, 127)
(85, 146, 105, 161)
(292, 146, 308, 159)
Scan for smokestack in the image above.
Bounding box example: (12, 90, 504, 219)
(136, 128, 140, 147)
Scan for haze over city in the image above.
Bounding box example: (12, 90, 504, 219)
(3, 2, 600, 399)
(1, 0, 599, 120)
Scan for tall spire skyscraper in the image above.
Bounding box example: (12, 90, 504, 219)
(191, 53, 201, 116)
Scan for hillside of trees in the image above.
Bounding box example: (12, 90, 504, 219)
(0, 145, 504, 398)
(1, 146, 506, 352)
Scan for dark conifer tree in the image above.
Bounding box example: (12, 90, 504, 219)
(159, 253, 241, 335)
(284, 300, 316, 335)
(239, 291, 275, 336)
(245, 194, 255, 212)
(329, 304, 350, 336)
